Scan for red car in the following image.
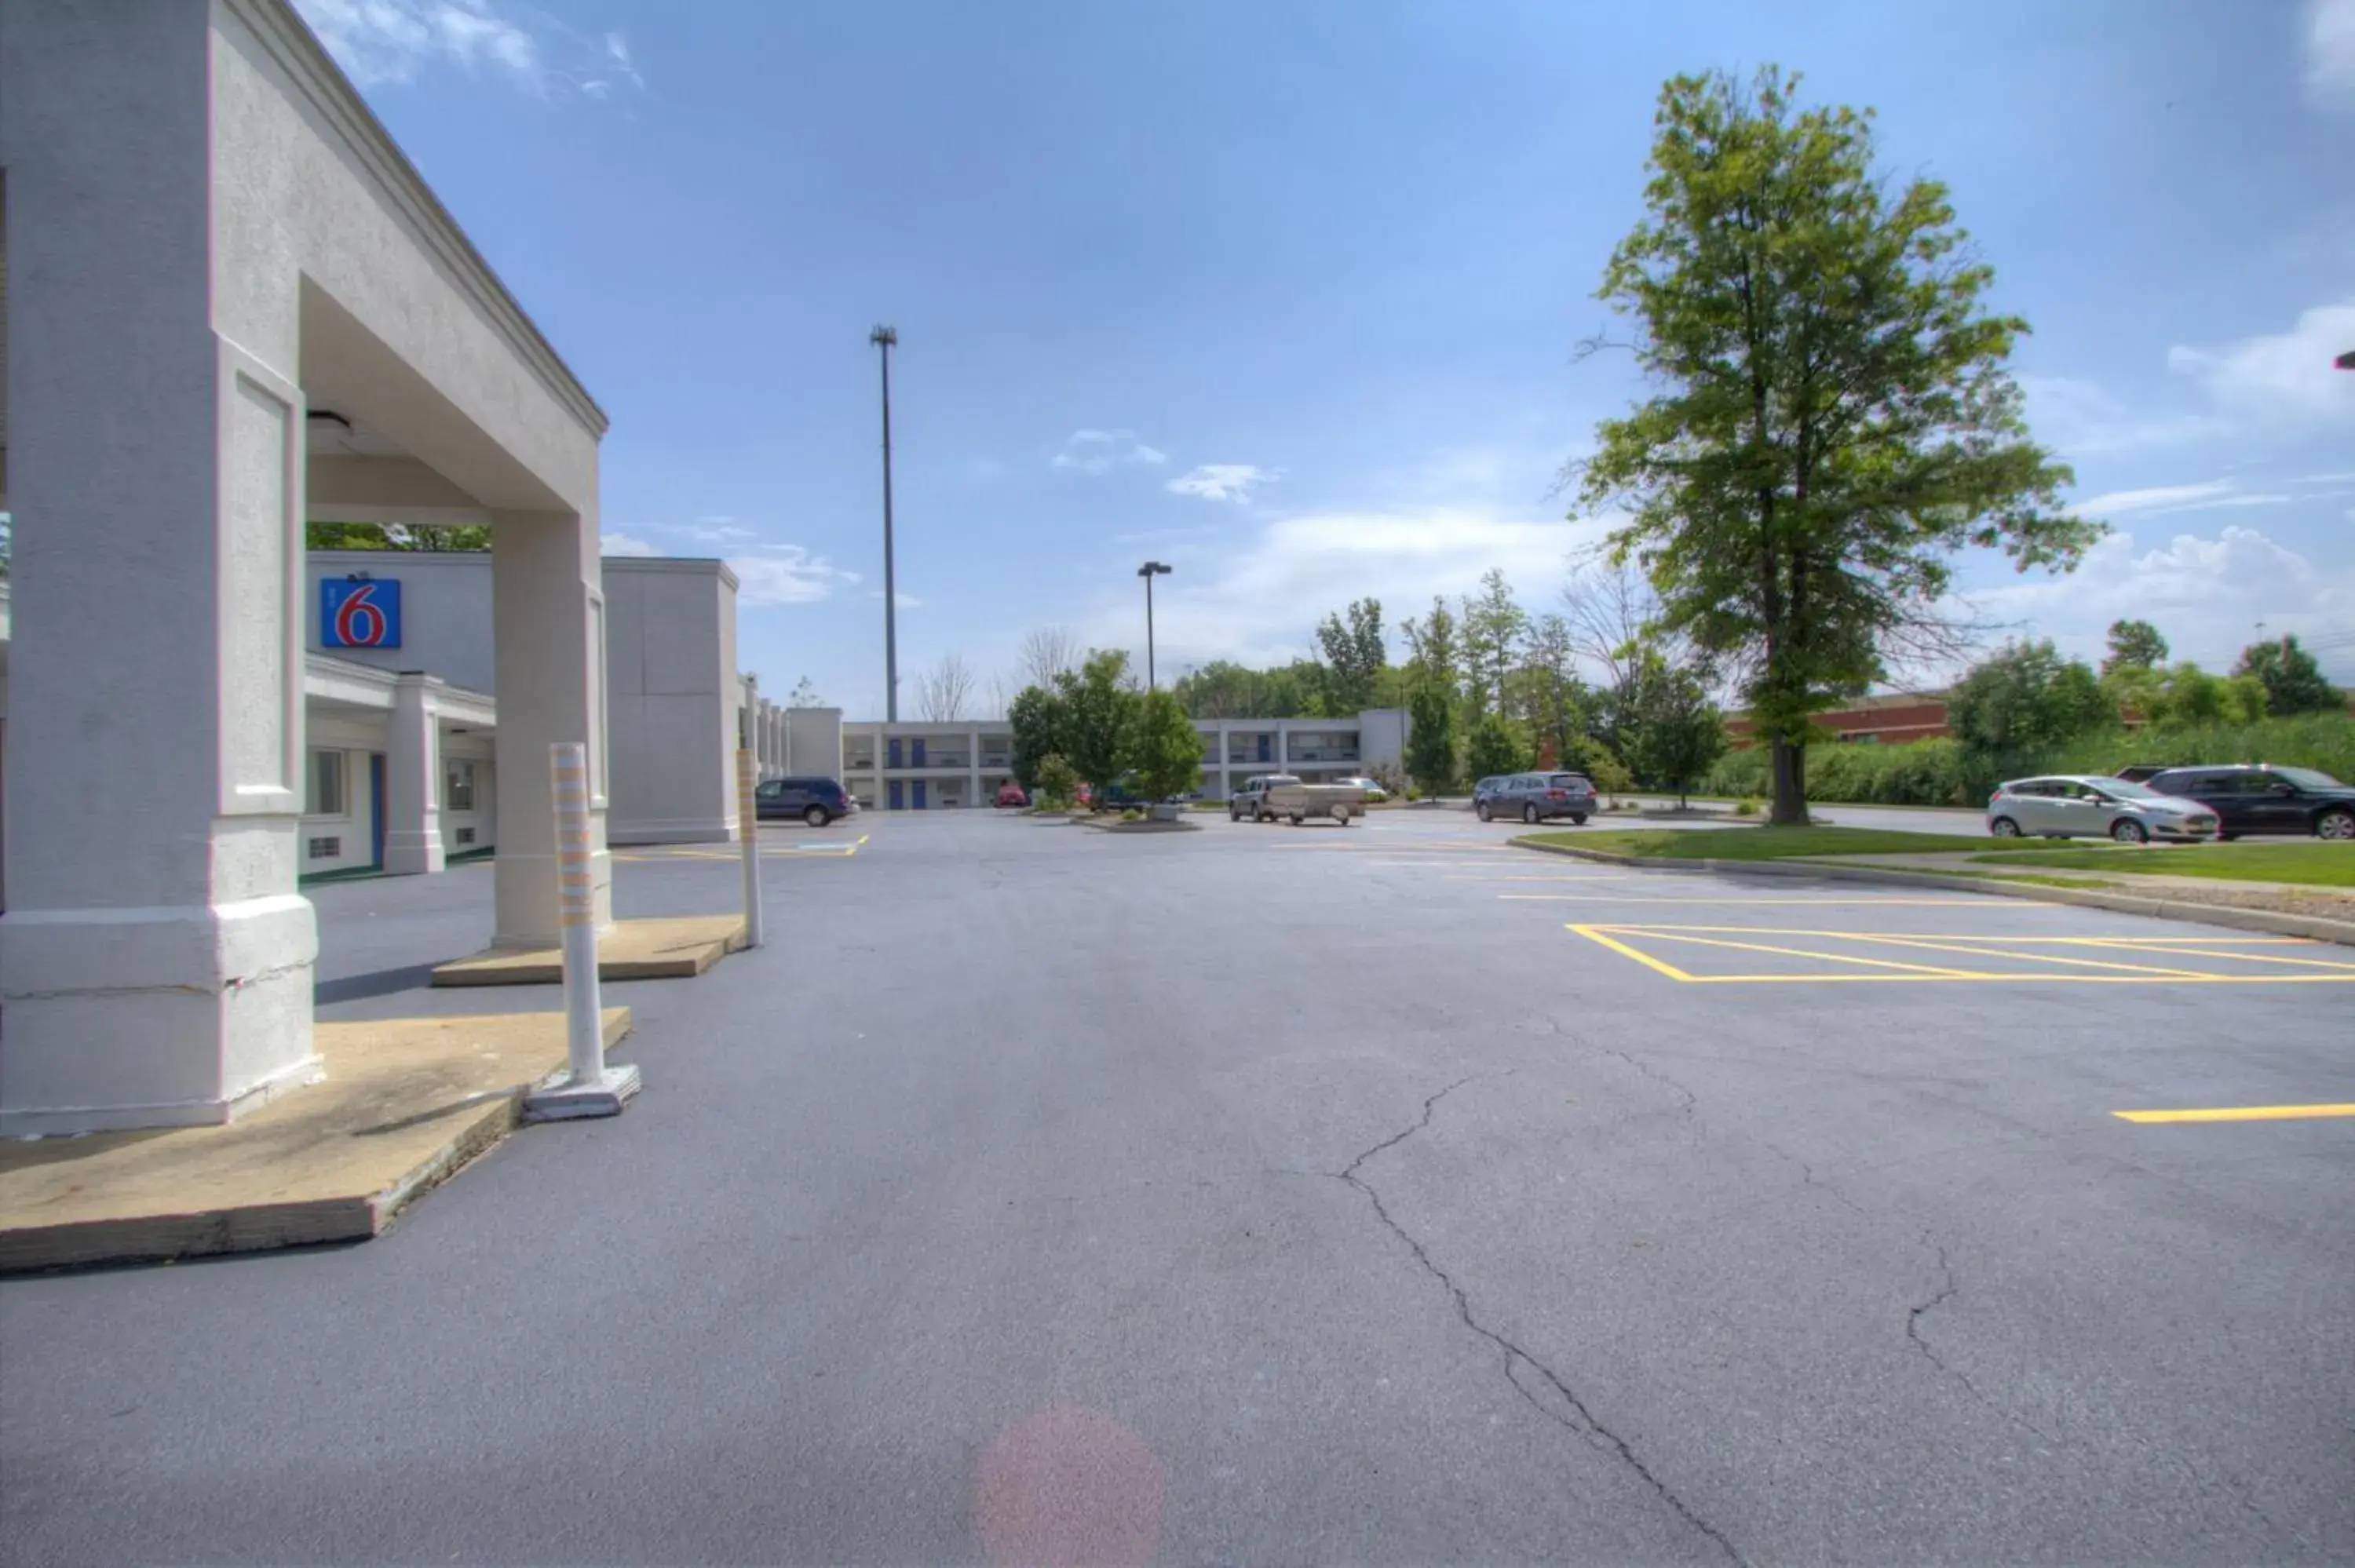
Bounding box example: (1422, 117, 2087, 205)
(995, 782, 1028, 808)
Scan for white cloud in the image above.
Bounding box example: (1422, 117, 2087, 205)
(601, 531, 661, 557)
(1167, 464, 1278, 504)
(865, 589, 923, 609)
(2017, 374, 2225, 458)
(2068, 480, 2233, 517)
(730, 546, 860, 607)
(1077, 506, 1609, 669)
(2309, 0, 2355, 105)
(1962, 523, 2355, 674)
(1049, 429, 1168, 474)
(2167, 300, 2355, 432)
(293, 0, 644, 99)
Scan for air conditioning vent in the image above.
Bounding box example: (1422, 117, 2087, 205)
(307, 837, 341, 859)
(455, 827, 476, 846)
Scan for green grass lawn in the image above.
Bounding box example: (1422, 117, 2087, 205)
(1519, 826, 2017, 859)
(1970, 841, 2355, 888)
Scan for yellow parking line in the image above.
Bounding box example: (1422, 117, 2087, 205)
(1836, 932, 2213, 979)
(2114, 1103, 2355, 1124)
(1566, 923, 1701, 982)
(2063, 939, 2355, 972)
(1616, 927, 1988, 978)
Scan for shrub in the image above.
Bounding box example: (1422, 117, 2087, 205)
(1033, 753, 1079, 810)
(1734, 796, 1761, 816)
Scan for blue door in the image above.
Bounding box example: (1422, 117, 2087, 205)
(888, 779, 904, 811)
(913, 779, 928, 811)
(368, 753, 388, 868)
(911, 737, 927, 768)
(1258, 734, 1271, 762)
(887, 736, 903, 768)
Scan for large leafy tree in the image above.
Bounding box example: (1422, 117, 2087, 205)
(1315, 598, 1389, 713)
(1510, 612, 1589, 768)
(1399, 597, 1462, 706)
(1122, 689, 1210, 801)
(1055, 650, 1138, 797)
(2235, 635, 2341, 716)
(1575, 67, 2098, 824)
(1946, 640, 2106, 779)
(2102, 618, 2169, 675)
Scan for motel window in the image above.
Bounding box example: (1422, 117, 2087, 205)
(444, 758, 477, 812)
(307, 749, 346, 817)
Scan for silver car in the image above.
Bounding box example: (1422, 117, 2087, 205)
(1985, 775, 2219, 844)
(1479, 771, 1597, 825)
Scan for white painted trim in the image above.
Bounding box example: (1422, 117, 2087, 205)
(219, 0, 608, 438)
(217, 334, 306, 818)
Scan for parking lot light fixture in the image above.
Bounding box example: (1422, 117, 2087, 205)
(1137, 561, 1174, 689)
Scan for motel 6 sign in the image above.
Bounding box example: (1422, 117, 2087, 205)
(320, 577, 403, 648)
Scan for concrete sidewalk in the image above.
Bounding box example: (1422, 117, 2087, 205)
(0, 1008, 632, 1271)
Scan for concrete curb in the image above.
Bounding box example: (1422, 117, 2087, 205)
(1506, 837, 2355, 948)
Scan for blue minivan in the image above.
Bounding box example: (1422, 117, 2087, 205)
(754, 776, 856, 827)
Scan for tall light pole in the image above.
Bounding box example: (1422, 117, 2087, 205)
(871, 324, 900, 721)
(1137, 561, 1173, 689)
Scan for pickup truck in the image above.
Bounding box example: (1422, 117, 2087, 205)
(1230, 772, 1367, 826)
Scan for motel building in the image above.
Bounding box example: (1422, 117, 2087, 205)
(0, 0, 794, 1139)
(827, 709, 1408, 809)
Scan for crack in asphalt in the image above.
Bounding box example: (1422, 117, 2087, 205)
(1902, 1237, 2063, 1449)
(1334, 1072, 1748, 1568)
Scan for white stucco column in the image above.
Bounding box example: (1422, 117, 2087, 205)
(383, 674, 447, 875)
(0, 2, 319, 1134)
(491, 511, 613, 946)
(968, 725, 982, 806)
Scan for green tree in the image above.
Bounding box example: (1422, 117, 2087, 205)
(1122, 688, 1209, 801)
(1404, 684, 1458, 797)
(1509, 612, 1589, 769)
(1055, 650, 1138, 799)
(1007, 684, 1068, 793)
(1033, 753, 1079, 809)
(1315, 598, 1388, 713)
(1464, 712, 1531, 783)
(1575, 67, 2097, 826)
(1946, 640, 2107, 777)
(1400, 596, 1462, 704)
(306, 521, 491, 551)
(2102, 618, 2169, 675)
(2235, 635, 2341, 716)
(1623, 654, 1726, 808)
(1458, 569, 1528, 718)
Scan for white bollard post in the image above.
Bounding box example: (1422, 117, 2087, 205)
(524, 741, 641, 1121)
(737, 747, 765, 950)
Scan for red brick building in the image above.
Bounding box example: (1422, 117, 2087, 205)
(1725, 691, 1951, 749)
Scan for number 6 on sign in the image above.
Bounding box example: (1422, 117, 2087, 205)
(320, 578, 403, 648)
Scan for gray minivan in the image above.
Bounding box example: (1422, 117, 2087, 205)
(1478, 771, 1597, 825)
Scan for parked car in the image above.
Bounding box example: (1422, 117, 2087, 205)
(1479, 771, 1597, 825)
(995, 781, 1028, 808)
(1333, 774, 1389, 803)
(754, 775, 856, 827)
(1984, 775, 2218, 843)
(1230, 773, 1302, 821)
(2142, 764, 2355, 841)
(1233, 776, 1366, 826)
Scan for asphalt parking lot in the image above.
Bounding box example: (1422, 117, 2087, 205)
(4, 808, 2350, 1564)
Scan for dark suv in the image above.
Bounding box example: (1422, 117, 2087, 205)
(754, 775, 856, 827)
(2144, 764, 2355, 841)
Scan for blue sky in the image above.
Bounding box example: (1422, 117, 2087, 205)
(298, 0, 2355, 713)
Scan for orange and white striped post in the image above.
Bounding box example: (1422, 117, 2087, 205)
(525, 741, 640, 1119)
(736, 748, 765, 949)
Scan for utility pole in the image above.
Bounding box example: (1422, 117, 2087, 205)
(1137, 561, 1173, 689)
(871, 325, 900, 721)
